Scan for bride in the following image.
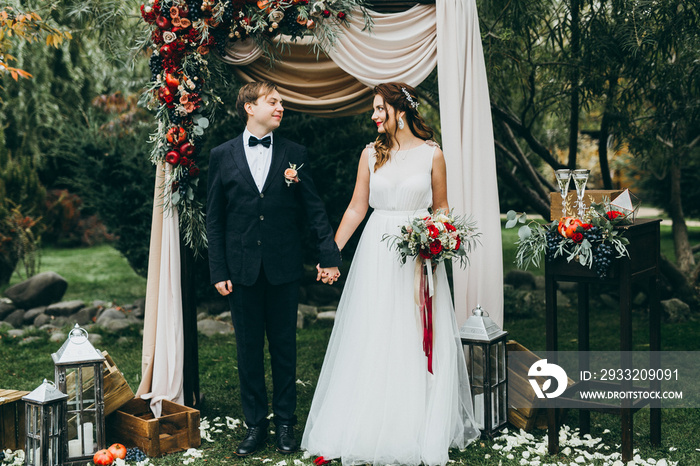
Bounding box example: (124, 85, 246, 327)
(302, 83, 480, 465)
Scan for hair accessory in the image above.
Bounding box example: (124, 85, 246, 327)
(398, 116, 405, 130)
(401, 87, 420, 109)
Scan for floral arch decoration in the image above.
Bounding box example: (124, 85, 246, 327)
(139, 0, 371, 255)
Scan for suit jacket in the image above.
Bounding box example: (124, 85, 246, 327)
(206, 133, 341, 286)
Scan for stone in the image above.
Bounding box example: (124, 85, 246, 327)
(19, 336, 42, 345)
(661, 298, 690, 323)
(132, 297, 146, 319)
(298, 304, 318, 320)
(73, 307, 96, 326)
(50, 332, 67, 343)
(557, 281, 577, 293)
(4, 309, 25, 328)
(504, 270, 537, 290)
(556, 290, 571, 309)
(316, 311, 337, 321)
(46, 300, 85, 317)
(8, 329, 24, 338)
(633, 292, 647, 307)
(95, 307, 126, 326)
(216, 312, 232, 322)
(33, 313, 53, 327)
(197, 312, 209, 322)
(599, 294, 619, 310)
(23, 306, 46, 325)
(88, 333, 102, 346)
(52, 316, 69, 328)
(105, 319, 133, 333)
(3, 271, 68, 309)
(0, 322, 12, 331)
(296, 311, 305, 329)
(0, 301, 16, 320)
(197, 319, 234, 337)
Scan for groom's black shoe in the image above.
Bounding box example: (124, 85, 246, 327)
(236, 426, 268, 457)
(275, 424, 298, 454)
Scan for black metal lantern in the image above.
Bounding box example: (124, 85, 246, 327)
(23, 379, 68, 466)
(459, 305, 509, 437)
(52, 324, 106, 464)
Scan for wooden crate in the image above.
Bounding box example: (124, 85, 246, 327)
(550, 190, 623, 221)
(64, 351, 134, 417)
(0, 389, 30, 450)
(507, 341, 573, 431)
(106, 398, 201, 457)
(102, 351, 135, 416)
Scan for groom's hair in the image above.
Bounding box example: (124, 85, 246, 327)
(236, 81, 278, 122)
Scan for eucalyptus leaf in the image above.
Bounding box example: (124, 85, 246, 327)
(197, 117, 210, 129)
(172, 192, 181, 205)
(193, 126, 204, 136)
(518, 225, 532, 240)
(506, 210, 517, 221)
(505, 218, 518, 229)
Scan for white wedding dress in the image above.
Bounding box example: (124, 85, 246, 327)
(301, 142, 480, 466)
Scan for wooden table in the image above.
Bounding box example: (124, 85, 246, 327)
(544, 218, 662, 462)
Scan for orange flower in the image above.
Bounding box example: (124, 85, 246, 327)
(179, 94, 189, 104)
(184, 102, 195, 113)
(169, 6, 179, 18)
(197, 45, 210, 55)
(179, 18, 191, 28)
(171, 17, 182, 27)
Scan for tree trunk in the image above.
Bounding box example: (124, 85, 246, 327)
(659, 254, 700, 311)
(598, 73, 618, 189)
(567, 0, 581, 168)
(668, 153, 696, 274)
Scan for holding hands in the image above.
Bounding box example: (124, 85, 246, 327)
(316, 264, 341, 285)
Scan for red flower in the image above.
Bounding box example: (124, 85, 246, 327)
(322, 9, 331, 18)
(427, 225, 440, 238)
(189, 166, 200, 177)
(419, 248, 431, 259)
(337, 11, 346, 20)
(606, 210, 623, 220)
(429, 240, 443, 255)
(581, 223, 593, 230)
(313, 457, 330, 466)
(571, 232, 584, 243)
(180, 156, 190, 167)
(454, 237, 461, 251)
(444, 222, 456, 232)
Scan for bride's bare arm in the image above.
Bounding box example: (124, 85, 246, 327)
(334, 148, 371, 251)
(431, 148, 449, 212)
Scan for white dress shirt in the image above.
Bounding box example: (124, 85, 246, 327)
(243, 128, 273, 192)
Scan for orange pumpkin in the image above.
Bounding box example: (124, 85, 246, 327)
(107, 443, 127, 460)
(557, 217, 583, 238)
(93, 449, 114, 465)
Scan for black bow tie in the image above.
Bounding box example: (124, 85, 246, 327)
(248, 135, 271, 148)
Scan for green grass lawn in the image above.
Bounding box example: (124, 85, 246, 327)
(1, 227, 699, 465)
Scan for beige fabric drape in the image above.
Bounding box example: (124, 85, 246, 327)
(436, 0, 503, 329)
(137, 164, 184, 417)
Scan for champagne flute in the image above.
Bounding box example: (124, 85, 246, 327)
(555, 169, 572, 218)
(572, 169, 590, 218)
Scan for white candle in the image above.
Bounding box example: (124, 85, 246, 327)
(474, 393, 485, 429)
(68, 439, 81, 457)
(82, 422, 94, 451)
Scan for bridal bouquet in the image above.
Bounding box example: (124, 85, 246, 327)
(383, 209, 480, 374)
(383, 209, 480, 269)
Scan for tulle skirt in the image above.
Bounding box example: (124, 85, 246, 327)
(301, 210, 480, 466)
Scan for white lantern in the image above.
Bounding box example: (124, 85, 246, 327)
(52, 324, 106, 463)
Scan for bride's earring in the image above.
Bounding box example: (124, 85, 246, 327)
(398, 116, 405, 130)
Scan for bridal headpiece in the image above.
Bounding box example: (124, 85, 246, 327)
(401, 87, 420, 109)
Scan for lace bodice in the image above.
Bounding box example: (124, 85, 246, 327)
(368, 141, 437, 212)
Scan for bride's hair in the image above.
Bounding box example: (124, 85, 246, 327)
(372, 83, 434, 171)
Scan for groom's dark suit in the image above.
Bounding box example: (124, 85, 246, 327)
(206, 132, 340, 428)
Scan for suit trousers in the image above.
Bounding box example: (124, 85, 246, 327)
(228, 266, 299, 428)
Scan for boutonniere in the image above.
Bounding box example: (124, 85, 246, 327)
(284, 163, 303, 187)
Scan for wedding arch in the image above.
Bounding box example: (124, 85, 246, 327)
(135, 0, 503, 415)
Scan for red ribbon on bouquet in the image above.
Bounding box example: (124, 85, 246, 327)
(415, 259, 435, 374)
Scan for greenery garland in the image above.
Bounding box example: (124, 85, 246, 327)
(139, 0, 370, 255)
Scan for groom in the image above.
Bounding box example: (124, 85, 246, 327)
(206, 81, 341, 456)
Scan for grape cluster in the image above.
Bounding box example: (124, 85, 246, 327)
(125, 447, 147, 462)
(594, 242, 614, 278)
(583, 226, 602, 243)
(545, 229, 562, 261)
(186, 0, 203, 21)
(149, 53, 163, 81)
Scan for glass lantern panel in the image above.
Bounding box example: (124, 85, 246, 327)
(498, 341, 506, 382)
(499, 384, 508, 426)
(490, 344, 498, 385)
(491, 386, 499, 428)
(470, 345, 484, 387)
(472, 386, 485, 430)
